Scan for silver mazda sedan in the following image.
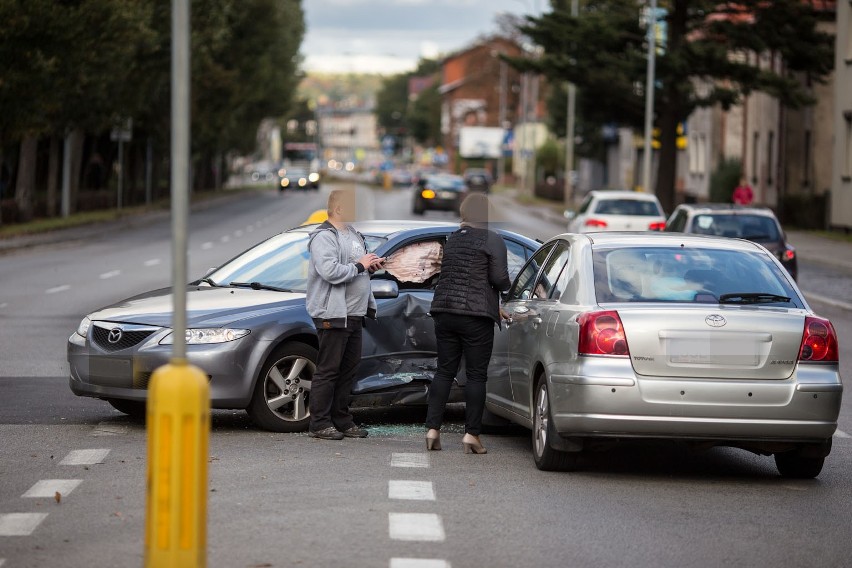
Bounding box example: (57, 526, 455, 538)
(486, 232, 842, 478)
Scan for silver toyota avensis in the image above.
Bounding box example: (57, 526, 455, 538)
(486, 232, 842, 478)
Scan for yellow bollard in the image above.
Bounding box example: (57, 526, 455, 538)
(383, 171, 393, 191)
(144, 359, 210, 568)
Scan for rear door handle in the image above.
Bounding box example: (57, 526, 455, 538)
(532, 316, 542, 328)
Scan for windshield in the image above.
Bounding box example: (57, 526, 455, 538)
(594, 199, 662, 216)
(593, 246, 802, 307)
(690, 214, 782, 241)
(207, 233, 312, 292)
(427, 176, 465, 191)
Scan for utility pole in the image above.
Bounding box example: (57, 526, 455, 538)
(497, 58, 507, 187)
(564, 0, 579, 210)
(642, 0, 658, 194)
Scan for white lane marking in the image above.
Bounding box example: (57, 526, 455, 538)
(834, 429, 851, 439)
(45, 285, 70, 294)
(389, 480, 435, 501)
(91, 422, 129, 437)
(99, 270, 121, 280)
(390, 560, 450, 568)
(22, 479, 83, 499)
(0, 513, 49, 536)
(220, 235, 230, 243)
(803, 291, 852, 312)
(201, 242, 214, 250)
(389, 513, 446, 542)
(144, 258, 162, 267)
(391, 453, 429, 468)
(234, 230, 244, 237)
(60, 449, 110, 466)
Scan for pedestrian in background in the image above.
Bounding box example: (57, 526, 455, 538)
(733, 177, 754, 205)
(306, 189, 383, 440)
(425, 193, 511, 454)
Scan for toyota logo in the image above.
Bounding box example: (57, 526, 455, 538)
(705, 315, 727, 328)
(107, 328, 123, 344)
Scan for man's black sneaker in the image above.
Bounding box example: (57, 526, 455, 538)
(342, 426, 369, 438)
(309, 427, 344, 440)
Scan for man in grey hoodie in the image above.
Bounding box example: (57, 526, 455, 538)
(306, 189, 383, 440)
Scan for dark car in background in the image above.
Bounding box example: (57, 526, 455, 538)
(413, 174, 467, 215)
(68, 221, 538, 433)
(278, 167, 319, 191)
(463, 168, 493, 193)
(665, 204, 797, 280)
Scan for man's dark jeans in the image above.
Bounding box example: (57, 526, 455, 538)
(309, 319, 362, 433)
(425, 313, 495, 436)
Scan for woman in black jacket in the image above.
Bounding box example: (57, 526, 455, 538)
(425, 193, 511, 454)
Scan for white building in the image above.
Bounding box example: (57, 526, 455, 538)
(317, 108, 381, 165)
(832, 1, 852, 229)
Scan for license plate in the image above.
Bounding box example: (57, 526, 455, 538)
(89, 356, 133, 386)
(667, 339, 759, 366)
(440, 191, 456, 199)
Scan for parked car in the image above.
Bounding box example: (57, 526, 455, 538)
(68, 221, 538, 433)
(391, 168, 414, 187)
(463, 168, 493, 193)
(278, 167, 319, 191)
(665, 203, 798, 280)
(567, 190, 666, 232)
(413, 174, 467, 215)
(486, 232, 841, 478)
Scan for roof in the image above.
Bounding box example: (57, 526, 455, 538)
(589, 190, 662, 201)
(292, 220, 457, 238)
(576, 231, 765, 251)
(675, 203, 776, 215)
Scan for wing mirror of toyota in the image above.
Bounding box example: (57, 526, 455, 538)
(371, 279, 399, 299)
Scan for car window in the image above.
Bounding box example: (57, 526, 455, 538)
(504, 239, 529, 281)
(690, 214, 781, 241)
(592, 246, 802, 307)
(666, 209, 688, 232)
(364, 235, 388, 252)
(594, 199, 662, 216)
(532, 243, 571, 300)
(577, 195, 592, 214)
(507, 244, 554, 301)
(208, 232, 310, 291)
(376, 238, 444, 290)
(551, 247, 576, 302)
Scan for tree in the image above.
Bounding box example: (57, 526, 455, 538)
(515, 0, 834, 212)
(375, 59, 441, 144)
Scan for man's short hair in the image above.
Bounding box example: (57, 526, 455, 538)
(459, 193, 492, 225)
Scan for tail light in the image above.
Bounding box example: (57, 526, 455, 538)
(783, 248, 795, 261)
(798, 316, 839, 363)
(648, 221, 666, 231)
(578, 311, 630, 356)
(584, 218, 608, 228)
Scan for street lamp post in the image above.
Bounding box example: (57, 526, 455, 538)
(564, 0, 579, 210)
(642, 0, 658, 194)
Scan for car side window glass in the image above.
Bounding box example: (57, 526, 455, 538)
(532, 244, 571, 300)
(508, 244, 554, 301)
(375, 238, 445, 290)
(577, 196, 592, 214)
(668, 210, 687, 232)
(503, 239, 528, 281)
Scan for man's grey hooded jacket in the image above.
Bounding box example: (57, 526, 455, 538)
(306, 221, 377, 329)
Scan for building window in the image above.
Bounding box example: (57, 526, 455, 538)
(689, 134, 699, 174)
(767, 130, 774, 186)
(752, 132, 760, 185)
(698, 134, 707, 175)
(803, 130, 811, 188)
(844, 112, 852, 180)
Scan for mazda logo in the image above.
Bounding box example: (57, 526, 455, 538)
(107, 328, 123, 344)
(705, 315, 727, 328)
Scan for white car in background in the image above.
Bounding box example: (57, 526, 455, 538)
(567, 190, 666, 233)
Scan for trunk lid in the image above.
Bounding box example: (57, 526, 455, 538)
(618, 306, 806, 379)
(588, 214, 666, 232)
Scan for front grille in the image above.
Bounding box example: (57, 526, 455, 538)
(92, 326, 156, 353)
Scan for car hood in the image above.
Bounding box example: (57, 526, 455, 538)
(88, 286, 306, 328)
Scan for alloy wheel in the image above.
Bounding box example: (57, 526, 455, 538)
(264, 355, 314, 422)
(534, 383, 549, 458)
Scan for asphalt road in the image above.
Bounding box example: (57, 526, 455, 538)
(1, 182, 852, 568)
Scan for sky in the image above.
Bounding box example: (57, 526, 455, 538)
(302, 0, 542, 75)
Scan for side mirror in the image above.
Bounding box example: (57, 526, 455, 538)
(418, 179, 428, 188)
(371, 279, 399, 299)
(563, 210, 576, 221)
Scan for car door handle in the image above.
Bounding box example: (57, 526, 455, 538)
(532, 316, 542, 328)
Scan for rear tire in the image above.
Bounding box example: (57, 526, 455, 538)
(248, 342, 317, 433)
(774, 451, 825, 479)
(532, 378, 579, 471)
(106, 398, 146, 419)
(413, 200, 425, 216)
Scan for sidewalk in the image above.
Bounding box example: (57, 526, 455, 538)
(786, 230, 852, 272)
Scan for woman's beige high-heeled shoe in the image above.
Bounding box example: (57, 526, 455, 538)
(426, 429, 442, 451)
(462, 433, 487, 454)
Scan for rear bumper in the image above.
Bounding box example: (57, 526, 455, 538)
(548, 361, 842, 443)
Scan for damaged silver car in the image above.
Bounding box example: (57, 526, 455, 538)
(68, 220, 538, 432)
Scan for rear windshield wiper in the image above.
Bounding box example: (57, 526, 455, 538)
(230, 281, 294, 292)
(719, 292, 791, 304)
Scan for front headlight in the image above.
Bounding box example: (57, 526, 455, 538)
(308, 172, 320, 183)
(159, 328, 250, 345)
(76, 317, 92, 337)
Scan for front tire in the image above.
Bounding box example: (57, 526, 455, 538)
(247, 342, 317, 432)
(413, 200, 425, 216)
(775, 451, 825, 479)
(106, 398, 146, 419)
(532, 379, 579, 472)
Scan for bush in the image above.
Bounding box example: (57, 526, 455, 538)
(709, 158, 742, 203)
(536, 139, 563, 175)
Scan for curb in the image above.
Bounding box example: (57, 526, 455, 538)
(803, 291, 852, 312)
